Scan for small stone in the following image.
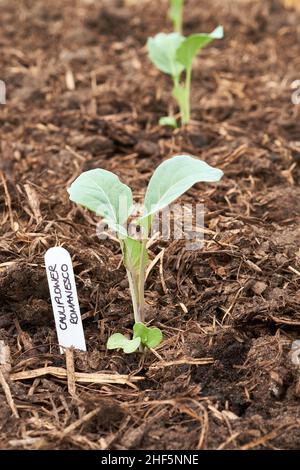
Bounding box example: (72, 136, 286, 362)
(291, 340, 300, 366)
(251, 281, 267, 295)
(269, 371, 285, 399)
(135, 140, 159, 157)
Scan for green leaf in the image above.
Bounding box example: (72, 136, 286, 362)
(159, 116, 178, 128)
(133, 322, 148, 343)
(145, 327, 163, 348)
(133, 323, 163, 349)
(176, 26, 224, 70)
(147, 32, 185, 78)
(123, 237, 149, 273)
(169, 0, 184, 33)
(138, 155, 223, 228)
(68, 169, 133, 238)
(107, 333, 141, 354)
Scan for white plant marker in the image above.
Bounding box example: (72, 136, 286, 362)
(44, 247, 86, 352)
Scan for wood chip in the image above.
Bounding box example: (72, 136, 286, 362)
(24, 183, 42, 224)
(0, 340, 11, 374)
(245, 259, 263, 273)
(65, 69, 75, 91)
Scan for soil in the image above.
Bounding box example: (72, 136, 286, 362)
(1, 0, 300, 450)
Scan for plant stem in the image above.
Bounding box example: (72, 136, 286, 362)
(126, 269, 140, 323)
(137, 239, 147, 323)
(175, 15, 182, 35)
(127, 268, 144, 352)
(171, 0, 183, 34)
(182, 66, 192, 125)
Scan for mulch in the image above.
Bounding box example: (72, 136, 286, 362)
(0, 0, 300, 450)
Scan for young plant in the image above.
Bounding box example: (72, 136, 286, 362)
(68, 155, 223, 353)
(147, 26, 223, 126)
(169, 0, 184, 34)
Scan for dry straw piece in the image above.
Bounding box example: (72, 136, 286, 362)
(10, 367, 144, 389)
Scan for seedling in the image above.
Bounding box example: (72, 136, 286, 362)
(68, 155, 223, 353)
(169, 0, 184, 34)
(147, 26, 223, 126)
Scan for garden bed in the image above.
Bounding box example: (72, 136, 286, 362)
(1, 0, 300, 450)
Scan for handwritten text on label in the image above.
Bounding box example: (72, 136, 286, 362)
(45, 247, 86, 352)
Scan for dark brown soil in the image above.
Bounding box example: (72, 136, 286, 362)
(1, 0, 300, 450)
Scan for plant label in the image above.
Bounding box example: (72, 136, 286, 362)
(44, 247, 86, 353)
